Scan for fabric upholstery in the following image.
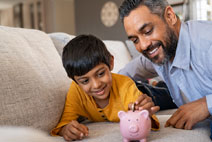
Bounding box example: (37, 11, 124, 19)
(125, 40, 140, 59)
(103, 40, 132, 73)
(0, 26, 71, 132)
(39, 115, 212, 142)
(49, 32, 75, 57)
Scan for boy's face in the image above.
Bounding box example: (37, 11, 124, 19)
(74, 63, 113, 103)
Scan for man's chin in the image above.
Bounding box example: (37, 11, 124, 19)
(151, 58, 167, 65)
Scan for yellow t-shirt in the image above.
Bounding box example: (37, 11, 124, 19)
(51, 73, 159, 135)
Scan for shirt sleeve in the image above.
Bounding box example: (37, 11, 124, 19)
(205, 45, 212, 115)
(51, 82, 86, 136)
(118, 55, 158, 81)
(206, 95, 212, 115)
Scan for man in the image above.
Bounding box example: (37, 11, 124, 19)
(119, 0, 212, 130)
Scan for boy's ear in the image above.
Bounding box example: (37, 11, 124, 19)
(109, 56, 114, 71)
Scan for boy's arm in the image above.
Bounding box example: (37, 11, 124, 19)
(122, 80, 160, 130)
(51, 82, 86, 136)
(59, 120, 88, 141)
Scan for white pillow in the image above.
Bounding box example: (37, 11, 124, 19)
(49, 32, 75, 57)
(103, 40, 132, 73)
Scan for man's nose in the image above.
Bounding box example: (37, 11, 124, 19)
(137, 37, 151, 52)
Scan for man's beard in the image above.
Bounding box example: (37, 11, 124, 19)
(143, 25, 178, 65)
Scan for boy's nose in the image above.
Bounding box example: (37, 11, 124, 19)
(92, 79, 101, 89)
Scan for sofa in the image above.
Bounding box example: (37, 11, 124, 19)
(0, 25, 211, 142)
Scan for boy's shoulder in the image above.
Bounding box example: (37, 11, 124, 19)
(111, 73, 135, 86)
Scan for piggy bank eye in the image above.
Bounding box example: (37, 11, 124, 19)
(128, 119, 131, 122)
(136, 119, 139, 121)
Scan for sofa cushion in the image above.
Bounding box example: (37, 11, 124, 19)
(49, 33, 132, 73)
(0, 126, 58, 142)
(0, 26, 71, 132)
(125, 40, 140, 59)
(49, 32, 75, 57)
(103, 40, 132, 73)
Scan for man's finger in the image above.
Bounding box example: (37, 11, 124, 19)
(165, 110, 182, 127)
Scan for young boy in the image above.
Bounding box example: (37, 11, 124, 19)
(51, 34, 160, 141)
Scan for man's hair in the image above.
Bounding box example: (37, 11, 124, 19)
(119, 0, 169, 21)
(62, 34, 112, 80)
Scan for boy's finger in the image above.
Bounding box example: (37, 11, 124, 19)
(128, 102, 134, 110)
(138, 102, 153, 111)
(151, 106, 160, 114)
(79, 124, 89, 136)
(66, 125, 82, 140)
(135, 94, 146, 104)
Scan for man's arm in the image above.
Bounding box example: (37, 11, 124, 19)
(118, 55, 158, 81)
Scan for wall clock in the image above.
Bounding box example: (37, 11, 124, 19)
(100, 1, 119, 27)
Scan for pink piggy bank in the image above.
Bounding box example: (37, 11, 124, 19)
(118, 110, 151, 142)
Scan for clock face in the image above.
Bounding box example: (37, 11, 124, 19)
(100, 1, 119, 27)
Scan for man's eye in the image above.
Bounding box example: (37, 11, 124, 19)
(131, 38, 138, 44)
(145, 28, 153, 35)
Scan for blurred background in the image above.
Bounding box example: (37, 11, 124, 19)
(0, 0, 211, 41)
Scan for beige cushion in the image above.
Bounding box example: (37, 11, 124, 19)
(49, 32, 75, 57)
(0, 127, 58, 142)
(103, 40, 132, 73)
(0, 26, 70, 132)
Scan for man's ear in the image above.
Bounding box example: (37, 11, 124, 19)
(109, 56, 114, 71)
(164, 6, 177, 26)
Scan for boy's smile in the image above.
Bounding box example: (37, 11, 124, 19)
(74, 63, 113, 108)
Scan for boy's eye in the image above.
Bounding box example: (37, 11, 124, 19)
(80, 79, 89, 85)
(97, 71, 105, 77)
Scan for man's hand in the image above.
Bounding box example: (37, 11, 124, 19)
(59, 120, 89, 141)
(128, 93, 160, 116)
(165, 97, 210, 130)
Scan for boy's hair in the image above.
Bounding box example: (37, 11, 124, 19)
(62, 34, 112, 81)
(119, 0, 169, 22)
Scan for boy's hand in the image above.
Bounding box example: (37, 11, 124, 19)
(128, 94, 160, 116)
(59, 120, 89, 141)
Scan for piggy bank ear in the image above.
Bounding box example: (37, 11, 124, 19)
(118, 111, 126, 119)
(139, 110, 149, 119)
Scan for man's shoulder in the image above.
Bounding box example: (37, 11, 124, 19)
(186, 20, 212, 39)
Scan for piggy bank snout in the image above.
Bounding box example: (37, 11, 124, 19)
(129, 124, 139, 133)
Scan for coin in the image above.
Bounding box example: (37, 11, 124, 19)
(131, 103, 135, 112)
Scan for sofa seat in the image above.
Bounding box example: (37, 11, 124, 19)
(52, 114, 211, 142)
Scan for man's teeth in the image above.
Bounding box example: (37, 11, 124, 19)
(149, 47, 158, 55)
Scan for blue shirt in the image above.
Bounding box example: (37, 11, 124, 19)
(119, 20, 212, 115)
